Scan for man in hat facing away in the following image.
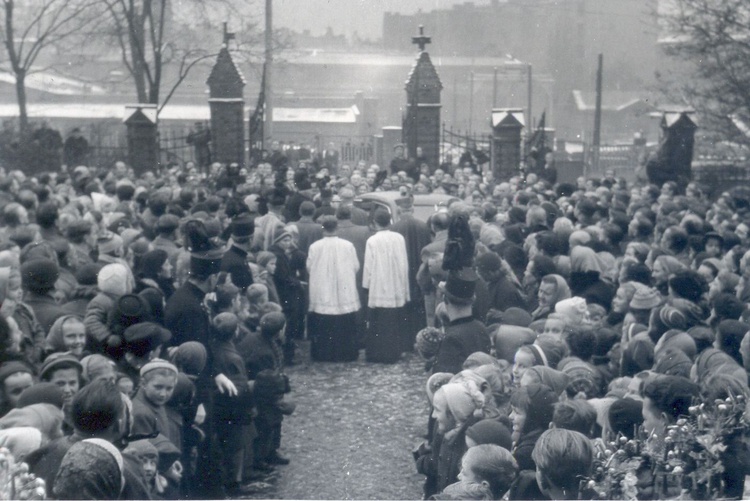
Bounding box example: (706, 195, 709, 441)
(164, 220, 238, 498)
(363, 209, 410, 363)
(431, 268, 491, 374)
(221, 214, 255, 291)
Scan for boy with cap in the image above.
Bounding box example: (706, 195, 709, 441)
(132, 358, 180, 449)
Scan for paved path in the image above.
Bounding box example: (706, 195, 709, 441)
(245, 343, 428, 500)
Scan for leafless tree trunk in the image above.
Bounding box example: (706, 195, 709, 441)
(1, 0, 100, 133)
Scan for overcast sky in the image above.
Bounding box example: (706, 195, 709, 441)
(271, 0, 492, 40)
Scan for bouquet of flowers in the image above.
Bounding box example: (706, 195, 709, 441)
(583, 393, 749, 500)
(0, 448, 45, 500)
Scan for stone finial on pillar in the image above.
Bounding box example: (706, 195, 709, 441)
(403, 26, 442, 170)
(124, 104, 158, 175)
(491, 108, 525, 181)
(207, 34, 245, 168)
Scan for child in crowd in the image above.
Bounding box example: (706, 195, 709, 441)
(435, 444, 518, 500)
(131, 359, 179, 449)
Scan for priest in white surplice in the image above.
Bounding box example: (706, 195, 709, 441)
(362, 208, 410, 363)
(307, 216, 361, 362)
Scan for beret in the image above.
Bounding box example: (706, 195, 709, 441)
(17, 382, 64, 409)
(0, 361, 33, 384)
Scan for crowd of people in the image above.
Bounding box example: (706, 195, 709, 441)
(0, 143, 746, 500)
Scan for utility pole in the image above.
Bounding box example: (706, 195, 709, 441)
(592, 53, 603, 175)
(527, 64, 533, 130)
(264, 0, 273, 146)
(468, 70, 474, 134)
(492, 67, 498, 108)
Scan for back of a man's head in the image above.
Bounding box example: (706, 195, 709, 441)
(71, 380, 124, 436)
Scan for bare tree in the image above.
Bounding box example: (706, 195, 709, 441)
(658, 0, 750, 144)
(101, 0, 272, 116)
(1, 0, 101, 132)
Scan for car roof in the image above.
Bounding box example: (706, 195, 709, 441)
(356, 191, 459, 206)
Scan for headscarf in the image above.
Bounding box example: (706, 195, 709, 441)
(654, 329, 697, 360)
(531, 274, 570, 320)
(0, 427, 42, 461)
(554, 296, 588, 325)
(596, 250, 614, 275)
(523, 366, 570, 396)
(45, 314, 83, 354)
(54, 438, 125, 500)
(436, 380, 486, 428)
(654, 255, 686, 282)
(426, 372, 454, 404)
(0, 403, 64, 443)
(693, 348, 741, 383)
(571, 245, 602, 274)
(462, 352, 499, 370)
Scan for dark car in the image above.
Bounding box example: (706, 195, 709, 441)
(353, 192, 459, 223)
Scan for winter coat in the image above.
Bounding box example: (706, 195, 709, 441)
(84, 291, 117, 346)
(24, 291, 67, 335)
(432, 317, 491, 375)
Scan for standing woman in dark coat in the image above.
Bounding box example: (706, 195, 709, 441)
(269, 224, 305, 364)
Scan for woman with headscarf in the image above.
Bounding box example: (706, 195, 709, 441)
(531, 274, 570, 321)
(569, 246, 614, 311)
(431, 380, 486, 493)
(651, 255, 686, 296)
(54, 438, 125, 500)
